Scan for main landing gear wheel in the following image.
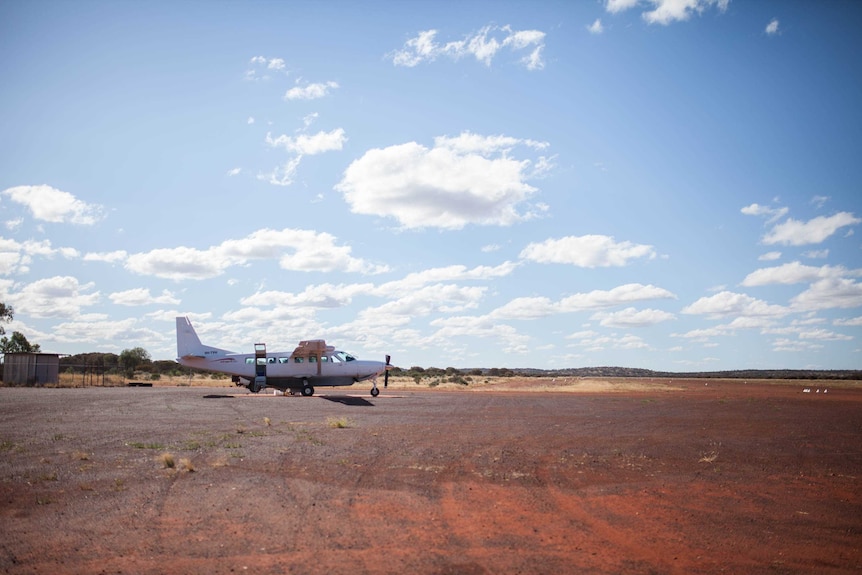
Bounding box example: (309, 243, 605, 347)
(370, 387, 379, 398)
(301, 384, 314, 397)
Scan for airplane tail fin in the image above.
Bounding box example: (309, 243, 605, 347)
(176, 317, 233, 359)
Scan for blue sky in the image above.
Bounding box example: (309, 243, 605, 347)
(1, 0, 860, 370)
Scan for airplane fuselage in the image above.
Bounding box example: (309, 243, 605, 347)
(177, 350, 384, 389)
(175, 316, 388, 396)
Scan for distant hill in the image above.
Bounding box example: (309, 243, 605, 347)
(489, 367, 862, 381)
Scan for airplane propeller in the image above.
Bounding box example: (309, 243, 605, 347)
(384, 354, 391, 388)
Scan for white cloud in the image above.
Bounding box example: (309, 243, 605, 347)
(791, 278, 862, 311)
(261, 128, 347, 187)
(797, 328, 852, 341)
(758, 251, 782, 261)
(834, 316, 862, 327)
(378, 262, 518, 296)
(50, 318, 163, 346)
(0, 237, 80, 275)
(83, 250, 128, 263)
(246, 56, 287, 81)
(335, 133, 547, 229)
(391, 25, 546, 70)
(772, 338, 824, 353)
(226, 167, 242, 177)
(567, 330, 650, 351)
(588, 19, 605, 34)
(740, 202, 789, 224)
(284, 81, 339, 101)
(561, 283, 676, 311)
(763, 212, 861, 246)
(491, 283, 676, 320)
(606, 0, 640, 14)
(520, 235, 656, 267)
(803, 249, 829, 259)
(109, 288, 180, 306)
(258, 157, 302, 187)
(811, 195, 829, 208)
(2, 185, 105, 225)
(682, 291, 788, 319)
(765, 18, 780, 35)
(266, 129, 347, 155)
(392, 30, 438, 67)
(2, 275, 100, 318)
(429, 315, 531, 354)
(591, 307, 676, 328)
(125, 228, 388, 281)
(491, 296, 557, 320)
(247, 117, 255, 125)
(642, 0, 730, 25)
(741, 262, 853, 286)
(241, 282, 374, 309)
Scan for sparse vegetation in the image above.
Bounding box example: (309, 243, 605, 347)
(159, 452, 176, 468)
(699, 451, 719, 463)
(178, 457, 195, 472)
(327, 416, 351, 429)
(128, 441, 167, 450)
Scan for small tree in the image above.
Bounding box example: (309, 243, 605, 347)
(0, 331, 41, 353)
(119, 347, 152, 378)
(0, 302, 13, 336)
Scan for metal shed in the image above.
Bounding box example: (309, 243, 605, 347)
(2, 353, 60, 385)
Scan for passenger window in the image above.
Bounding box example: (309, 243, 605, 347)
(309, 356, 317, 363)
(294, 357, 304, 363)
(278, 357, 289, 364)
(246, 358, 254, 364)
(321, 356, 328, 362)
(267, 357, 276, 364)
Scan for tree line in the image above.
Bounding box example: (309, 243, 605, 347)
(0, 303, 41, 354)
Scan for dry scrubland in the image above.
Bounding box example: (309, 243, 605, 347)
(50, 372, 862, 394)
(0, 380, 860, 574)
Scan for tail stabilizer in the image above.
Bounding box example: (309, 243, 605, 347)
(176, 317, 234, 359)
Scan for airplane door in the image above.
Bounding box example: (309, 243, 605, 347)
(253, 343, 267, 391)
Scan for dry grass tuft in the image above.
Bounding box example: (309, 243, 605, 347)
(327, 416, 351, 429)
(179, 457, 195, 472)
(264, 417, 272, 427)
(158, 452, 176, 468)
(210, 455, 229, 468)
(699, 450, 719, 463)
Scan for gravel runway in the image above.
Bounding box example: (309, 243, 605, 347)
(1, 382, 860, 574)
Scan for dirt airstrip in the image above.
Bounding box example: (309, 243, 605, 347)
(0, 379, 860, 574)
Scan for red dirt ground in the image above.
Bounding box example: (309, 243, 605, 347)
(0, 379, 860, 574)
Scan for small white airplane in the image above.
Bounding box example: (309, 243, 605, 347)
(175, 317, 391, 397)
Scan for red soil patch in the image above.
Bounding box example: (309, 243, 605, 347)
(0, 380, 859, 574)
